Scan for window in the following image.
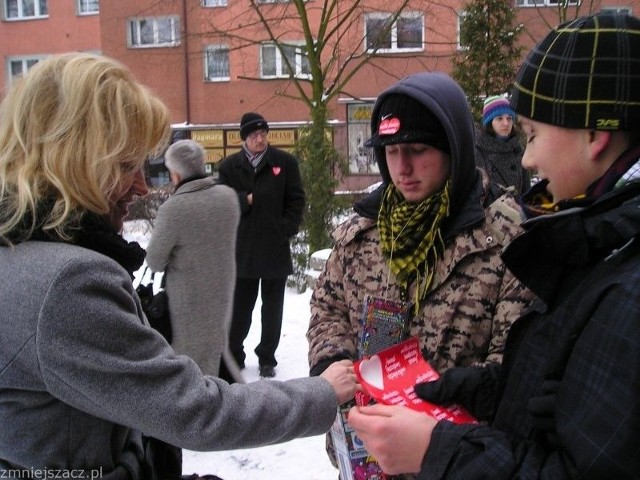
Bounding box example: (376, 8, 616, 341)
(205, 45, 230, 81)
(77, 0, 98, 15)
(129, 16, 180, 48)
(365, 12, 423, 53)
(347, 103, 378, 175)
(7, 56, 43, 84)
(261, 43, 311, 79)
(4, 0, 48, 20)
(457, 11, 469, 50)
(202, 0, 227, 6)
(516, 0, 579, 6)
(602, 6, 631, 14)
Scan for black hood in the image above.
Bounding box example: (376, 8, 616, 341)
(368, 72, 480, 221)
(356, 72, 484, 237)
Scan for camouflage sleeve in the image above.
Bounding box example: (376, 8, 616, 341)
(482, 193, 536, 364)
(484, 266, 536, 364)
(307, 245, 358, 375)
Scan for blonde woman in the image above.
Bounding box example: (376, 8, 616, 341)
(0, 53, 356, 479)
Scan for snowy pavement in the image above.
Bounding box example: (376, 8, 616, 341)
(124, 220, 339, 479)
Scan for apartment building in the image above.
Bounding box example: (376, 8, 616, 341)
(1, 0, 636, 189)
(0, 1, 100, 81)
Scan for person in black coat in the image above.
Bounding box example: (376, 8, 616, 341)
(218, 112, 305, 378)
(475, 95, 530, 205)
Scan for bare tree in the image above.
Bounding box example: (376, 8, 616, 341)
(133, 0, 450, 253)
(195, 0, 440, 252)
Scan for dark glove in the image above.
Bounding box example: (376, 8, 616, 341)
(414, 363, 501, 421)
(527, 378, 561, 448)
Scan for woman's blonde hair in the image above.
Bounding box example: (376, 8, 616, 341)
(0, 52, 171, 244)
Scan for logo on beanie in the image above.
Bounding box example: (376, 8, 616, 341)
(595, 118, 620, 130)
(379, 116, 400, 135)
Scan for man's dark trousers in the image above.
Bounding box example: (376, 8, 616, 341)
(228, 276, 287, 368)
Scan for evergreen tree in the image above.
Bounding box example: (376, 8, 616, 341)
(294, 106, 344, 253)
(453, 0, 523, 121)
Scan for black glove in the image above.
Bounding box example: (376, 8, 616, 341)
(414, 363, 501, 421)
(527, 378, 561, 448)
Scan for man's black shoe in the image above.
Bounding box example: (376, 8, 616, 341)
(259, 365, 276, 378)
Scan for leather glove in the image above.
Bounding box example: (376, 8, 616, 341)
(528, 378, 561, 448)
(414, 363, 501, 421)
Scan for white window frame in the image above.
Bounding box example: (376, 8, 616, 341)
(260, 42, 311, 79)
(6, 55, 45, 84)
(128, 16, 180, 48)
(204, 44, 230, 82)
(364, 12, 424, 53)
(516, 0, 579, 7)
(77, 0, 99, 15)
(4, 0, 48, 20)
(457, 11, 469, 51)
(202, 0, 227, 6)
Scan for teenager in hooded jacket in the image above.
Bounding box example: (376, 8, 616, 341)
(307, 72, 536, 477)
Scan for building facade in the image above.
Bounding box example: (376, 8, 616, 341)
(1, 0, 636, 189)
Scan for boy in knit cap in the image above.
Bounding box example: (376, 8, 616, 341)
(348, 12, 640, 479)
(476, 95, 530, 204)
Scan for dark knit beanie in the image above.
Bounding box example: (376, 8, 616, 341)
(511, 12, 640, 130)
(366, 94, 450, 154)
(240, 112, 269, 140)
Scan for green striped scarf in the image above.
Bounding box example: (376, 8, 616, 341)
(377, 182, 450, 312)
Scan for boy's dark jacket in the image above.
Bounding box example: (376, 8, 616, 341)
(420, 174, 640, 479)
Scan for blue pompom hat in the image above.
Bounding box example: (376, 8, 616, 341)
(482, 95, 515, 127)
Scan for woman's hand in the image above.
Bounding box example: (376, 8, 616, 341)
(347, 404, 438, 475)
(320, 359, 358, 405)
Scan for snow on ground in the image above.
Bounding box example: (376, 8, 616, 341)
(181, 287, 338, 480)
(124, 220, 339, 480)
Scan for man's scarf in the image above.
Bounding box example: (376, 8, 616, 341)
(243, 143, 267, 169)
(377, 182, 450, 312)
